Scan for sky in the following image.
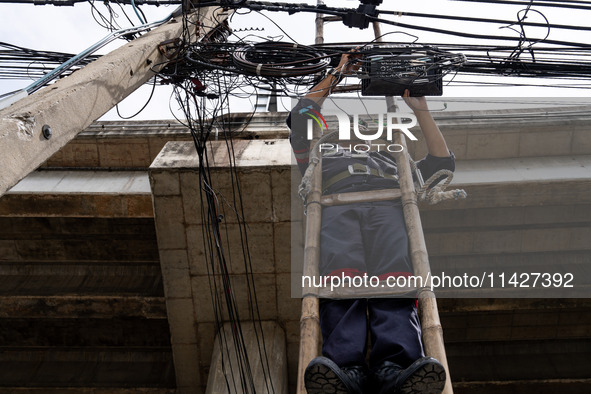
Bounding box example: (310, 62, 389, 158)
(1, 0, 591, 120)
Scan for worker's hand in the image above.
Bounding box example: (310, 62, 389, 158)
(402, 89, 429, 113)
(335, 47, 362, 76)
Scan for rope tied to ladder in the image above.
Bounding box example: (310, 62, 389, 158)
(415, 167, 468, 205)
(300, 132, 467, 205)
(299, 130, 339, 202)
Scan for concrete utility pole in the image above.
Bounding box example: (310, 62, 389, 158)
(0, 6, 230, 197)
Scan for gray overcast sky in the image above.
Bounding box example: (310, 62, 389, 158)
(1, 0, 591, 119)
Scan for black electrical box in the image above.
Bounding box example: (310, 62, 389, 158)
(361, 47, 443, 96)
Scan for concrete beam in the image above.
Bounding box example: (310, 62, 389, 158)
(0, 296, 167, 319)
(0, 348, 174, 387)
(0, 389, 175, 394)
(446, 338, 591, 381)
(0, 262, 163, 296)
(0, 171, 153, 217)
(438, 298, 591, 313)
(0, 7, 230, 197)
(453, 379, 591, 394)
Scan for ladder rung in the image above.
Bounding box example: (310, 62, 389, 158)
(314, 284, 417, 299)
(320, 188, 402, 206)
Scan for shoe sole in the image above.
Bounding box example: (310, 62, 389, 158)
(398, 360, 446, 394)
(305, 362, 352, 394)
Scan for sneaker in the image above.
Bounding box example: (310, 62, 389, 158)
(304, 356, 367, 394)
(374, 357, 446, 394)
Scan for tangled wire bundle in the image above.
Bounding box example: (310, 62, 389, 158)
(232, 42, 331, 77)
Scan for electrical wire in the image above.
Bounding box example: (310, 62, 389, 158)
(157, 8, 279, 393)
(5, 1, 591, 91)
(131, 0, 147, 24)
(115, 76, 158, 118)
(232, 42, 331, 77)
(0, 42, 99, 80)
(450, 0, 591, 11)
(23, 8, 178, 94)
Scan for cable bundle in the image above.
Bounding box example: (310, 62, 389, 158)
(232, 42, 331, 77)
(0, 42, 98, 80)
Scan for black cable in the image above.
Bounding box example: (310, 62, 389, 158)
(232, 42, 331, 77)
(137, 3, 148, 23)
(0, 42, 99, 79)
(167, 21, 278, 386)
(89, 0, 118, 31)
(251, 8, 299, 44)
(379, 8, 591, 32)
(365, 14, 591, 48)
(114, 0, 138, 27)
(115, 76, 157, 119)
(219, 83, 276, 393)
(450, 0, 591, 11)
(163, 39, 591, 95)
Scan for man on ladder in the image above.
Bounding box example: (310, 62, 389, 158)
(287, 50, 455, 394)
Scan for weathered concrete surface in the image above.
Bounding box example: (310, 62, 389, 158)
(40, 114, 290, 169)
(151, 138, 293, 170)
(0, 296, 166, 319)
(206, 322, 288, 394)
(150, 139, 297, 393)
(0, 7, 231, 197)
(7, 171, 150, 194)
(0, 214, 174, 391)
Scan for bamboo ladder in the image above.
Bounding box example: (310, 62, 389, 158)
(295, 19, 453, 394)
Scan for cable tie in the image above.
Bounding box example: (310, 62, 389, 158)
(256, 63, 263, 76)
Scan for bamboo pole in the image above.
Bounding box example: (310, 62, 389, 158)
(321, 188, 401, 206)
(296, 122, 323, 394)
(392, 128, 453, 394)
(372, 21, 453, 394)
(315, 0, 325, 46)
(388, 99, 453, 394)
(296, 7, 326, 393)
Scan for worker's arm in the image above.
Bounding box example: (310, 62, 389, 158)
(304, 50, 360, 104)
(287, 50, 360, 129)
(402, 90, 450, 158)
(402, 90, 455, 182)
(287, 50, 360, 174)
